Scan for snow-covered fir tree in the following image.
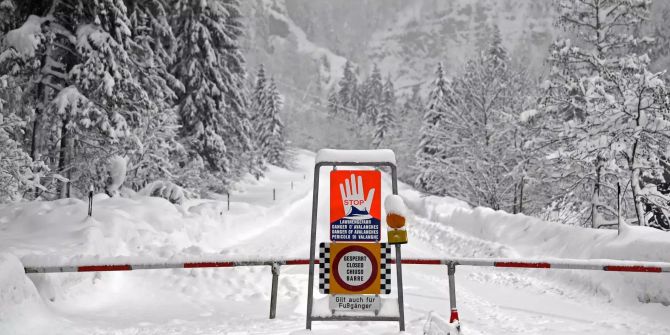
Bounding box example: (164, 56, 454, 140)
(249, 64, 269, 179)
(336, 60, 359, 119)
(327, 87, 341, 117)
(391, 85, 424, 180)
(249, 66, 286, 169)
(69, 0, 155, 196)
(124, 0, 187, 190)
(0, 104, 42, 201)
(415, 62, 453, 193)
(363, 64, 383, 125)
(171, 0, 253, 190)
(372, 76, 395, 148)
(0, 0, 265, 201)
(261, 78, 286, 166)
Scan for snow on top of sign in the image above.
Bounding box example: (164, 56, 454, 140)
(315, 149, 396, 164)
(384, 195, 407, 217)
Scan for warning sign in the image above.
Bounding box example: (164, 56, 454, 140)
(319, 242, 391, 295)
(330, 170, 381, 242)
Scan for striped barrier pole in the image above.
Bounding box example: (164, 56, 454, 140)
(22, 256, 670, 324)
(23, 258, 670, 274)
(23, 259, 319, 274)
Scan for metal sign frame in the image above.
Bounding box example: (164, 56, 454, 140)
(306, 160, 405, 331)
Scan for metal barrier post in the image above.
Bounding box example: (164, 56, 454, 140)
(270, 262, 280, 319)
(447, 262, 460, 328)
(395, 244, 406, 331)
(390, 165, 406, 332)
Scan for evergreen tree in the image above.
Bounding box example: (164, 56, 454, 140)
(364, 64, 383, 124)
(391, 84, 423, 181)
(372, 76, 395, 148)
(69, 0, 154, 195)
(124, 0, 187, 189)
(337, 60, 359, 119)
(327, 87, 340, 117)
(415, 63, 452, 193)
(0, 0, 267, 202)
(171, 0, 252, 190)
(249, 64, 268, 178)
(0, 113, 42, 201)
(263, 78, 286, 166)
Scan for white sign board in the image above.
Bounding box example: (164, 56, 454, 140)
(329, 295, 381, 312)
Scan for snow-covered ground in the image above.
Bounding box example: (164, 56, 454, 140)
(1, 150, 670, 334)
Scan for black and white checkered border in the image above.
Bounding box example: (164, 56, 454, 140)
(319, 242, 391, 294)
(318, 242, 330, 294)
(380, 243, 392, 294)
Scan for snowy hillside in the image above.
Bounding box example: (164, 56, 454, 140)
(366, 0, 555, 92)
(2, 150, 670, 334)
(243, 0, 556, 96)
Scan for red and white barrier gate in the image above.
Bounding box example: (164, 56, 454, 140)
(24, 257, 670, 326)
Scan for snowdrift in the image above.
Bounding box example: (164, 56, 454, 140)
(407, 193, 670, 306)
(0, 253, 50, 334)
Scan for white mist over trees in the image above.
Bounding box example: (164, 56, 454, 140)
(0, 0, 287, 200)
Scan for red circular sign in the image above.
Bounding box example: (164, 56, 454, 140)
(331, 245, 378, 292)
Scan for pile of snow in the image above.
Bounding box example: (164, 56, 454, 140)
(0, 253, 48, 334)
(406, 193, 670, 305)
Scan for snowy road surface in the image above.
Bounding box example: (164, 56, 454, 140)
(1, 150, 670, 334)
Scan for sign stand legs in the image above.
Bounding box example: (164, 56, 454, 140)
(306, 165, 321, 330)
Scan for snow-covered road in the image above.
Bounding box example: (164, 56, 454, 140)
(1, 150, 670, 334)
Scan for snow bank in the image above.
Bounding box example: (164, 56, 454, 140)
(409, 193, 670, 305)
(0, 253, 47, 334)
